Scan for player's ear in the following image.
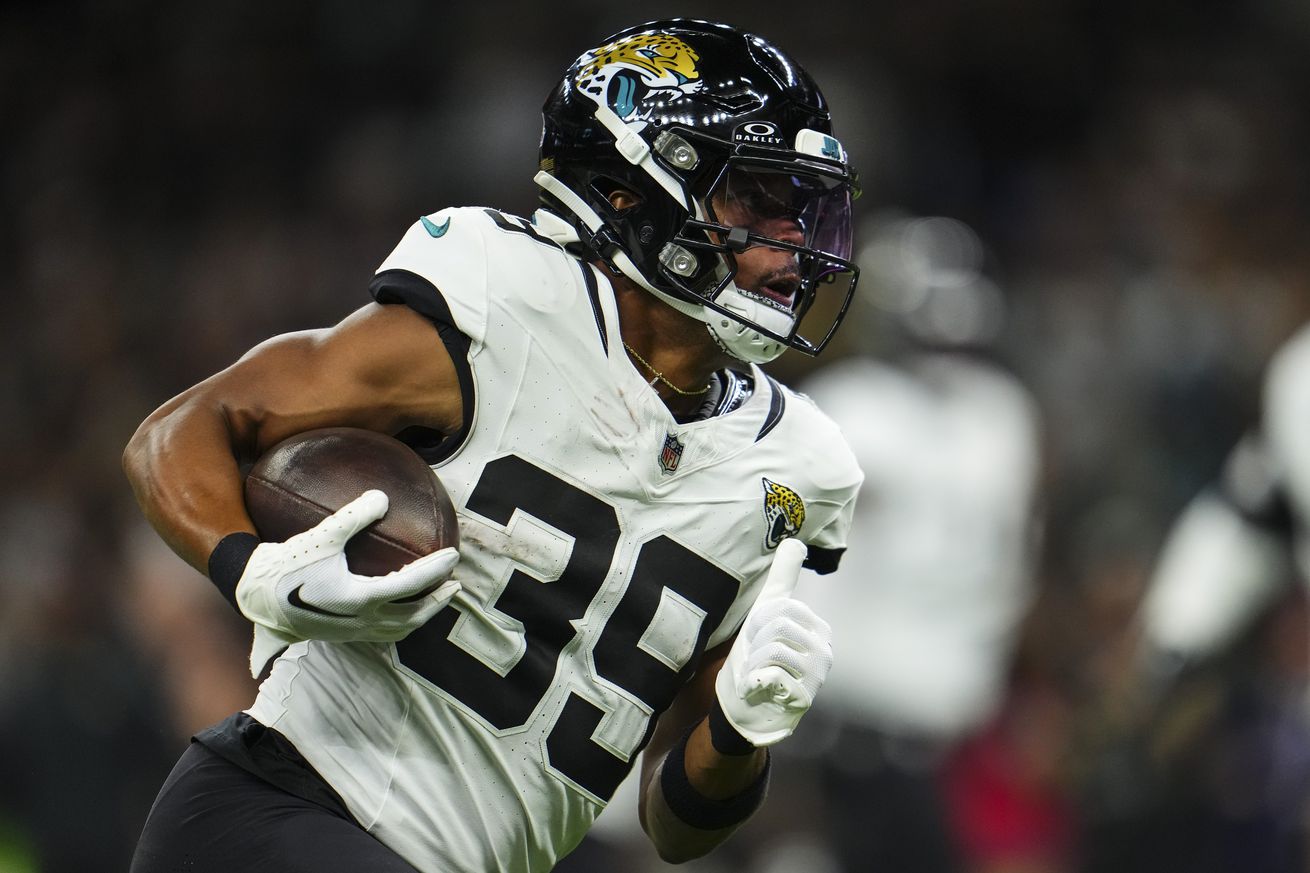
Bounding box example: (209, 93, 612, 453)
(607, 188, 642, 212)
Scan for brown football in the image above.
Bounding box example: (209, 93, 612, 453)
(244, 427, 459, 578)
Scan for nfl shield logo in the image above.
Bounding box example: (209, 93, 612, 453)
(658, 432, 686, 475)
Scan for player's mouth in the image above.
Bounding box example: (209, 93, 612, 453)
(753, 274, 801, 311)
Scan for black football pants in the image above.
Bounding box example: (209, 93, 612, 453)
(130, 742, 419, 872)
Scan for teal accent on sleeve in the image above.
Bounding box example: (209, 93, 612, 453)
(421, 215, 451, 238)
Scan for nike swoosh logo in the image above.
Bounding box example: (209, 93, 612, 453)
(287, 585, 354, 617)
(420, 215, 451, 238)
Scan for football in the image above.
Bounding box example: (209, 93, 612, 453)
(244, 427, 459, 577)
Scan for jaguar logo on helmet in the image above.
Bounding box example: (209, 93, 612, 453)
(576, 33, 704, 121)
(761, 477, 806, 549)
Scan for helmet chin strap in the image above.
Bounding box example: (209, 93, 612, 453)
(706, 286, 790, 363)
(533, 173, 701, 315)
(590, 104, 690, 211)
(533, 171, 791, 364)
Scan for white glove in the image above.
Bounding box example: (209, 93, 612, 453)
(236, 489, 460, 677)
(714, 538, 832, 747)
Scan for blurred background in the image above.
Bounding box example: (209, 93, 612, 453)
(5, 0, 1310, 870)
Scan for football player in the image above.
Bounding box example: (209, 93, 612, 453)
(795, 215, 1043, 873)
(124, 19, 863, 873)
(1111, 324, 1310, 868)
(1139, 322, 1309, 680)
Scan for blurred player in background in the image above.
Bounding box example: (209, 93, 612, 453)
(1139, 322, 1310, 678)
(794, 213, 1045, 873)
(122, 19, 864, 873)
(1130, 321, 1310, 871)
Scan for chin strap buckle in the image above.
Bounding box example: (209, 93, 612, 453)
(593, 105, 692, 211)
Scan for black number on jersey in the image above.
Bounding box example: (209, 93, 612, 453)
(547, 535, 739, 797)
(395, 454, 739, 800)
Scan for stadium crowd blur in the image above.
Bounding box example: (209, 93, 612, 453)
(5, 1, 1310, 871)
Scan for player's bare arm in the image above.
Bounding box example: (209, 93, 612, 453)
(638, 640, 768, 863)
(637, 540, 833, 862)
(122, 301, 462, 574)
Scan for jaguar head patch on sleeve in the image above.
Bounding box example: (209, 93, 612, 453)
(761, 477, 806, 549)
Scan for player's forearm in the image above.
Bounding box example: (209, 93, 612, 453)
(681, 716, 767, 797)
(123, 391, 256, 575)
(640, 715, 770, 863)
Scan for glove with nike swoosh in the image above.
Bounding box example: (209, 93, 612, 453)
(714, 538, 833, 747)
(236, 489, 460, 677)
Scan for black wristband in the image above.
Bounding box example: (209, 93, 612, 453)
(658, 722, 771, 831)
(207, 532, 261, 610)
(707, 697, 756, 756)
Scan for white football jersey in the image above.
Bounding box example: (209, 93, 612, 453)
(795, 354, 1041, 739)
(246, 207, 862, 872)
(1263, 322, 1310, 579)
(1143, 322, 1310, 659)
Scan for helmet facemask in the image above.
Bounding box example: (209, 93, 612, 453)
(536, 19, 860, 364)
(654, 134, 859, 361)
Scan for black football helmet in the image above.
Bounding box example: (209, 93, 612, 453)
(536, 19, 859, 363)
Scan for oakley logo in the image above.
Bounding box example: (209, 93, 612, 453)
(733, 121, 784, 146)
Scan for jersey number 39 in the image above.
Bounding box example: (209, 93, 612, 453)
(395, 455, 740, 801)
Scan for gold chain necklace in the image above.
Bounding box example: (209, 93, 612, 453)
(622, 342, 712, 396)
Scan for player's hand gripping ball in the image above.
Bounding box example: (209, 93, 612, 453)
(237, 428, 461, 676)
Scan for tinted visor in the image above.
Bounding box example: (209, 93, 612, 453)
(665, 151, 861, 356)
(709, 161, 854, 272)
